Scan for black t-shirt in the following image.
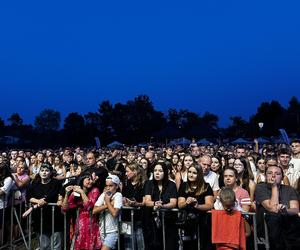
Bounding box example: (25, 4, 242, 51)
(122, 180, 145, 202)
(27, 178, 64, 232)
(144, 180, 177, 204)
(122, 180, 145, 221)
(255, 182, 298, 208)
(178, 182, 213, 212)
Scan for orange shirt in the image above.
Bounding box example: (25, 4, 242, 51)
(211, 210, 246, 250)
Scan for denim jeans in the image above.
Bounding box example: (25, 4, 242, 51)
(124, 225, 145, 250)
(39, 232, 62, 250)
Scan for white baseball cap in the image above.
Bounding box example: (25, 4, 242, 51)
(106, 174, 120, 185)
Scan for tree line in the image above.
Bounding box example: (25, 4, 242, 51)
(0, 95, 300, 148)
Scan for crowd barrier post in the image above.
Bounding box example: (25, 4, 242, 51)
(160, 208, 179, 250)
(263, 213, 270, 250)
(28, 205, 32, 250)
(197, 221, 201, 250)
(13, 204, 28, 249)
(9, 196, 13, 248)
(118, 206, 139, 250)
(251, 212, 258, 250)
(51, 204, 55, 250)
(130, 208, 135, 250)
(0, 196, 5, 247)
(161, 210, 166, 250)
(63, 209, 67, 250)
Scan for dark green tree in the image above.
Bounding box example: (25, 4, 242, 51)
(8, 113, 23, 127)
(64, 112, 85, 132)
(226, 116, 250, 138)
(34, 109, 61, 132)
(250, 101, 287, 137)
(287, 96, 300, 135)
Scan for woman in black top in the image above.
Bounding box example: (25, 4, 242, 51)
(178, 163, 214, 249)
(122, 163, 147, 250)
(144, 161, 178, 250)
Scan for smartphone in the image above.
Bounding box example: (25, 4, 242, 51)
(73, 192, 81, 197)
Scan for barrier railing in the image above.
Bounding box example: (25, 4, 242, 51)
(27, 203, 67, 250)
(118, 206, 140, 250)
(0, 192, 29, 250)
(1, 199, 270, 250)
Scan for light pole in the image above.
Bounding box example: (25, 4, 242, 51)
(258, 122, 264, 137)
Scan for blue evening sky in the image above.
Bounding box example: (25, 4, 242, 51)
(1, 0, 300, 127)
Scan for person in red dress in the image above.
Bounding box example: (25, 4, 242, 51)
(62, 173, 102, 250)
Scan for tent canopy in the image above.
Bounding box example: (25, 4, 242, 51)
(107, 141, 123, 148)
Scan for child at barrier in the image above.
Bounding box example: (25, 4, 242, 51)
(212, 187, 246, 250)
(93, 174, 123, 250)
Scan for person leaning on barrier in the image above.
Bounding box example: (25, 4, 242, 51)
(27, 163, 64, 250)
(178, 163, 214, 249)
(255, 164, 300, 250)
(144, 161, 178, 250)
(122, 163, 147, 250)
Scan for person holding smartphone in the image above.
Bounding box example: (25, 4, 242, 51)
(93, 175, 123, 250)
(62, 173, 102, 250)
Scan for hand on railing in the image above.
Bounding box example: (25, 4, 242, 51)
(154, 200, 163, 211)
(186, 197, 197, 206)
(124, 198, 137, 207)
(37, 198, 47, 207)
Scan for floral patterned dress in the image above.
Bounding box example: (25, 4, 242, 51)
(66, 187, 102, 250)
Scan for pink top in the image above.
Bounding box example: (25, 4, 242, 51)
(14, 173, 30, 204)
(235, 186, 251, 206)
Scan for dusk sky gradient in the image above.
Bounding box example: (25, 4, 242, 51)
(1, 0, 300, 127)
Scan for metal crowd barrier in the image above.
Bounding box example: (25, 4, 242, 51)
(99, 206, 266, 250)
(117, 206, 140, 250)
(0, 192, 30, 250)
(208, 210, 261, 250)
(27, 203, 67, 250)
(2, 200, 270, 250)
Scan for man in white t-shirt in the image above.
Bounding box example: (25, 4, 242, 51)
(93, 175, 123, 250)
(199, 155, 220, 198)
(290, 139, 300, 187)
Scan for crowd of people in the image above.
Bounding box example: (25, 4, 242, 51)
(0, 139, 300, 250)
